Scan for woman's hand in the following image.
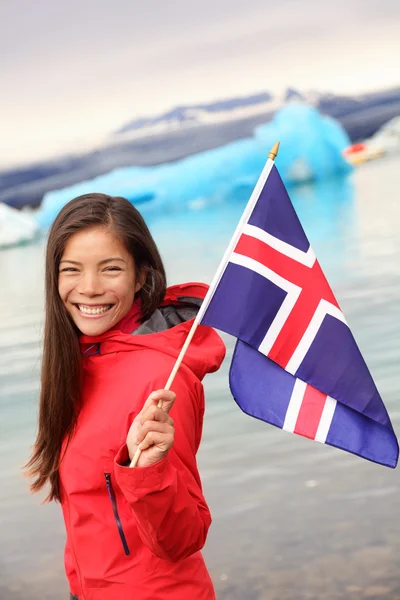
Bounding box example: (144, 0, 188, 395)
(126, 389, 176, 468)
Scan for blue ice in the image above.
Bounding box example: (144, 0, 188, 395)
(36, 103, 352, 230)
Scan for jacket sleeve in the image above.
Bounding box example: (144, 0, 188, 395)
(113, 370, 211, 562)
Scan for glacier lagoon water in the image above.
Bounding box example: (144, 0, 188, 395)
(1, 156, 399, 599)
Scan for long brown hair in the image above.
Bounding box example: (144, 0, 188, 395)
(26, 193, 166, 502)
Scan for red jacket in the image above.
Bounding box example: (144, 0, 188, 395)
(59, 283, 225, 600)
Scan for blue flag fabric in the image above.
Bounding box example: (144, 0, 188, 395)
(201, 164, 398, 468)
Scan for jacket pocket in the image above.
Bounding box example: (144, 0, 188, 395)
(104, 472, 131, 556)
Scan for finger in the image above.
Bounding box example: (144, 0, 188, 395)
(155, 389, 176, 414)
(133, 394, 161, 424)
(141, 389, 176, 414)
(139, 430, 174, 451)
(138, 405, 174, 425)
(136, 421, 174, 445)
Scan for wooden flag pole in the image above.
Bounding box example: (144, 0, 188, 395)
(129, 141, 280, 467)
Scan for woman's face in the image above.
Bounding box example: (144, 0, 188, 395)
(58, 225, 141, 336)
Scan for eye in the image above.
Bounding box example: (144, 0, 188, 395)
(104, 266, 122, 272)
(60, 267, 79, 272)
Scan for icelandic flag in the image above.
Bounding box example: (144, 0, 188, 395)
(201, 161, 398, 468)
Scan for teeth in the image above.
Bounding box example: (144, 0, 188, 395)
(78, 305, 111, 315)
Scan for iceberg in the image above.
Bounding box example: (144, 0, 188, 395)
(0, 203, 40, 248)
(36, 166, 157, 230)
(254, 103, 352, 183)
(36, 103, 352, 230)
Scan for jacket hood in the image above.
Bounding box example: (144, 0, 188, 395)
(79, 282, 225, 381)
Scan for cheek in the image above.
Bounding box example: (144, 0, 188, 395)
(123, 283, 137, 303)
(58, 278, 72, 303)
(114, 278, 136, 304)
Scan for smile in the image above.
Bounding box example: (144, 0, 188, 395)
(76, 304, 113, 316)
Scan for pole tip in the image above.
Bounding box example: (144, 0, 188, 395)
(268, 141, 280, 161)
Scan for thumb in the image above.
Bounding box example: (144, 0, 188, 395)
(144, 389, 176, 414)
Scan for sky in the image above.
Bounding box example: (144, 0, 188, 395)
(1, 0, 399, 168)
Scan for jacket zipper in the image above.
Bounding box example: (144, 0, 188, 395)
(104, 473, 131, 556)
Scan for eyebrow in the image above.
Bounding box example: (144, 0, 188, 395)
(60, 257, 127, 266)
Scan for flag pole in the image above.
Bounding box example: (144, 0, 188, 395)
(129, 141, 280, 467)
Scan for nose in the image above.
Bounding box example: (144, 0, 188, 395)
(77, 271, 104, 297)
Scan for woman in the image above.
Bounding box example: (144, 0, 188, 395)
(26, 193, 225, 600)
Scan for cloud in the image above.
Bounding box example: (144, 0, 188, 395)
(1, 0, 399, 166)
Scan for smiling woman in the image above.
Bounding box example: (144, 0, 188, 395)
(25, 193, 225, 600)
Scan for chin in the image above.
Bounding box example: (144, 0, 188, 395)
(77, 316, 115, 335)
(78, 322, 111, 336)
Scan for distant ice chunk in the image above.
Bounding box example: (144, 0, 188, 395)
(0, 203, 39, 248)
(254, 103, 352, 183)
